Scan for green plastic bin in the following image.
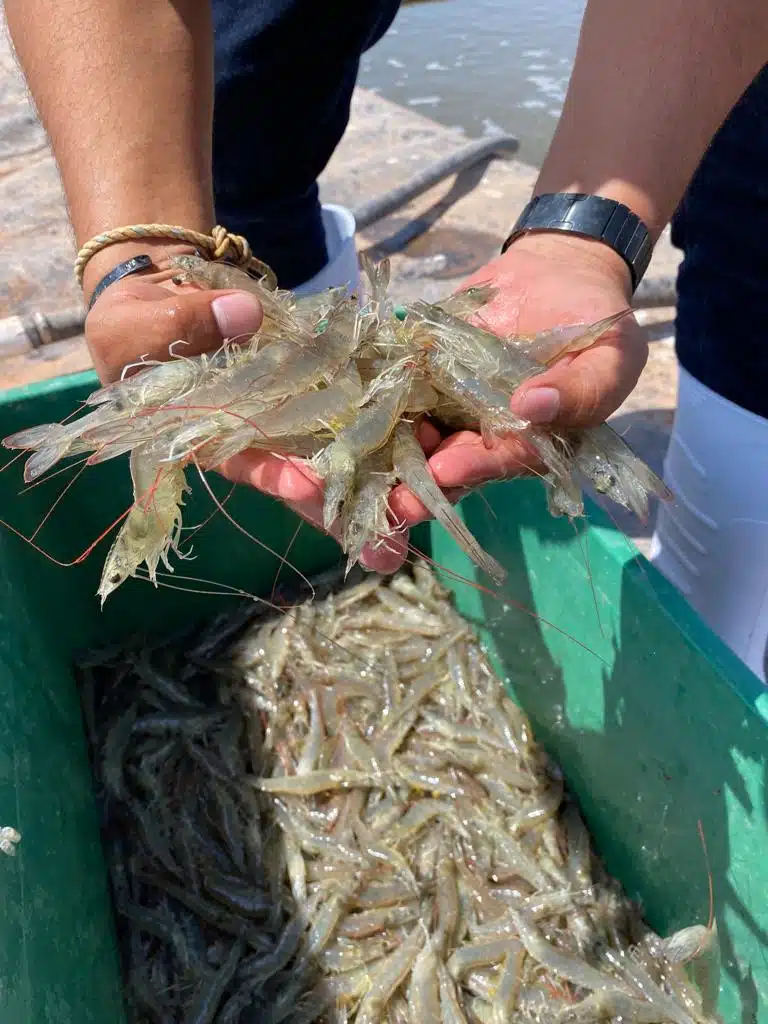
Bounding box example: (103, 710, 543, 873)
(0, 372, 765, 1023)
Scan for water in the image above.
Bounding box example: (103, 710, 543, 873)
(359, 0, 585, 167)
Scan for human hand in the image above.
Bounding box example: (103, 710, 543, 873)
(84, 243, 405, 574)
(388, 232, 648, 530)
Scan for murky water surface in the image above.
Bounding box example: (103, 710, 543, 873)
(360, 0, 585, 166)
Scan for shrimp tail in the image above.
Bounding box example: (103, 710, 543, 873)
(23, 437, 75, 483)
(3, 424, 63, 451)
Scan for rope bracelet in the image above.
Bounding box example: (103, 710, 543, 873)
(74, 223, 276, 291)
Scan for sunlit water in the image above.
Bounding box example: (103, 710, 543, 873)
(360, 0, 585, 166)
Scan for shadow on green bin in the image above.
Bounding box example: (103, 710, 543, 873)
(446, 482, 767, 1024)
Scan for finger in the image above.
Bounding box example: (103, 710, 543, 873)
(283, 492, 407, 574)
(389, 484, 470, 528)
(427, 430, 541, 490)
(360, 527, 409, 574)
(88, 287, 263, 382)
(416, 418, 443, 455)
(509, 322, 648, 429)
(219, 450, 408, 574)
(389, 431, 539, 527)
(219, 451, 321, 503)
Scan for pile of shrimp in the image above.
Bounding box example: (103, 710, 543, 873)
(2, 255, 670, 604)
(237, 565, 721, 1024)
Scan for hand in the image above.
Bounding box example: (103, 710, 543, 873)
(388, 232, 649, 530)
(84, 243, 404, 574)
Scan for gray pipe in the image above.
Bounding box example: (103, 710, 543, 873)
(0, 136, 678, 361)
(0, 307, 86, 359)
(352, 134, 520, 230)
(0, 273, 678, 363)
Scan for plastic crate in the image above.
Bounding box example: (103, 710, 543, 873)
(0, 372, 765, 1022)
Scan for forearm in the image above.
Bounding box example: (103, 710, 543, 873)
(536, 0, 768, 241)
(5, 0, 214, 296)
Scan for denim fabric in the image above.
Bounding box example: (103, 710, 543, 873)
(211, 0, 400, 288)
(672, 66, 768, 419)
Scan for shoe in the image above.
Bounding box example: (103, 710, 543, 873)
(292, 204, 360, 298)
(649, 365, 768, 682)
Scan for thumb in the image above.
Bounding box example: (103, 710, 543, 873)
(508, 322, 648, 429)
(87, 286, 263, 382)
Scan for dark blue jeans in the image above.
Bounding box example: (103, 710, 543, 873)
(212, 0, 400, 289)
(672, 66, 768, 419)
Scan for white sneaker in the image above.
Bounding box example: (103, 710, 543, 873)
(292, 204, 360, 298)
(650, 365, 768, 681)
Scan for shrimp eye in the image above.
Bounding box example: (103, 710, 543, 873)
(109, 573, 122, 585)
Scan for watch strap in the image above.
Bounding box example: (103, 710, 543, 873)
(87, 254, 155, 312)
(501, 193, 653, 291)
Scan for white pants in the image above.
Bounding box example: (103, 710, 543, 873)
(649, 366, 768, 682)
(292, 204, 360, 297)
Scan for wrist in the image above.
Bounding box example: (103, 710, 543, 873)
(81, 238, 200, 307)
(533, 172, 664, 245)
(502, 231, 634, 299)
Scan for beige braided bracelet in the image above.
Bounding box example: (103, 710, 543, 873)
(74, 223, 276, 290)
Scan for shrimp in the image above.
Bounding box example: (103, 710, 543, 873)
(257, 367, 363, 437)
(97, 444, 190, 604)
(340, 446, 397, 573)
(3, 404, 124, 483)
(437, 962, 471, 1024)
(0, 826, 21, 857)
(392, 421, 506, 583)
(436, 283, 499, 321)
(424, 349, 530, 446)
(169, 254, 287, 324)
(86, 345, 232, 411)
(508, 309, 635, 366)
(406, 928, 441, 1021)
(359, 253, 394, 323)
(555, 989, 671, 1023)
(314, 359, 414, 530)
(568, 423, 672, 520)
(354, 923, 426, 1024)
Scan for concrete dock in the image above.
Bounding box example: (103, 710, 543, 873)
(0, 20, 679, 546)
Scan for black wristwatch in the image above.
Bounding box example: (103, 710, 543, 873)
(501, 193, 653, 292)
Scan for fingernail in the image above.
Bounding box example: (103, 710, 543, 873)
(512, 386, 560, 424)
(211, 292, 262, 339)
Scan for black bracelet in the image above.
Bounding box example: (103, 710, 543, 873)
(501, 193, 653, 292)
(86, 254, 155, 313)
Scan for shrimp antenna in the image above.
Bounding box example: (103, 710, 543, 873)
(191, 456, 317, 601)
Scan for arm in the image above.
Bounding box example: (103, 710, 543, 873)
(5, 0, 399, 574)
(6, 0, 262, 384)
(537, 0, 767, 243)
(4, 0, 215, 299)
(392, 0, 768, 524)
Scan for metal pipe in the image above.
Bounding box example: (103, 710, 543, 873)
(0, 272, 677, 363)
(352, 134, 520, 230)
(0, 308, 86, 359)
(0, 136, 678, 362)
(632, 274, 677, 309)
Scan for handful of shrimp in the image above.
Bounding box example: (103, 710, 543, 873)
(3, 255, 669, 602)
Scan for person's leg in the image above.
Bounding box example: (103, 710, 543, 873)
(211, 0, 400, 290)
(651, 65, 768, 681)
